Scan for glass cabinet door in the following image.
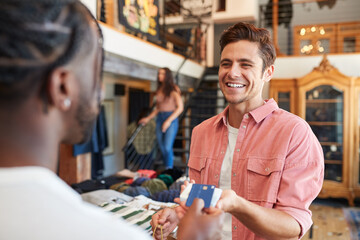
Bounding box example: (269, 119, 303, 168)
(305, 85, 343, 182)
(277, 92, 291, 112)
(358, 90, 360, 185)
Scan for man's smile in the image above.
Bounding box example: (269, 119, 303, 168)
(226, 82, 246, 88)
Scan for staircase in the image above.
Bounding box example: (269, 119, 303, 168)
(172, 66, 226, 170)
(123, 66, 227, 172)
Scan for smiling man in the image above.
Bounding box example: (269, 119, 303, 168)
(151, 22, 324, 240)
(188, 22, 324, 240)
(0, 1, 223, 239)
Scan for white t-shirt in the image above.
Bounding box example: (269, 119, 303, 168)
(0, 166, 151, 240)
(219, 121, 239, 240)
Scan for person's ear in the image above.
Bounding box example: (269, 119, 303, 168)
(263, 65, 274, 82)
(47, 67, 77, 111)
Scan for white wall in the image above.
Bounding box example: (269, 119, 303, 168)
(102, 74, 151, 176)
(99, 23, 205, 79)
(263, 53, 360, 99)
(273, 54, 360, 79)
(212, 0, 258, 23)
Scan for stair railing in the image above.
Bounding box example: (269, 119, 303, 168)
(122, 103, 160, 171)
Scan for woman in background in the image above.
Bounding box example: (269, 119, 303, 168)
(139, 67, 184, 169)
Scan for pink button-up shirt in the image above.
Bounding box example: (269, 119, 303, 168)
(188, 99, 324, 240)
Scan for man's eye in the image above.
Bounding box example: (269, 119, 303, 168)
(242, 64, 252, 67)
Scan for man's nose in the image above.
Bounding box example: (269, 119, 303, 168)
(228, 65, 241, 79)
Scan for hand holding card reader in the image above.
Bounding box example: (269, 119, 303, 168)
(180, 183, 222, 208)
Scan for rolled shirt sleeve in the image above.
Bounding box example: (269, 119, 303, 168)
(274, 121, 324, 238)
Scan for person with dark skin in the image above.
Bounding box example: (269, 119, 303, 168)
(0, 1, 223, 239)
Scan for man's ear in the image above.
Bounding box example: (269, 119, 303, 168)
(263, 65, 275, 83)
(47, 67, 76, 111)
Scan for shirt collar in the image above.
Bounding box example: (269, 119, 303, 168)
(249, 98, 279, 123)
(213, 106, 229, 126)
(213, 99, 279, 126)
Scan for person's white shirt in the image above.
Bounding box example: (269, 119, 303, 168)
(219, 120, 239, 240)
(0, 166, 151, 240)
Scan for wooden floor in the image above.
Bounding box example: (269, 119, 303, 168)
(303, 201, 353, 240)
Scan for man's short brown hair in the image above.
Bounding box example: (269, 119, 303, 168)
(219, 22, 276, 72)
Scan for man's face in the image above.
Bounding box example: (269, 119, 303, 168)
(71, 22, 103, 144)
(218, 40, 268, 106)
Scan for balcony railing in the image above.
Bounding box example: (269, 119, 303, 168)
(259, 0, 360, 56)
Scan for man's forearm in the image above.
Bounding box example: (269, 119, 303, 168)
(230, 196, 301, 240)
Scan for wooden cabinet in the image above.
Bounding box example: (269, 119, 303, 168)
(269, 78, 297, 113)
(270, 55, 359, 206)
(352, 82, 360, 198)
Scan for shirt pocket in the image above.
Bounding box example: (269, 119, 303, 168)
(247, 157, 284, 203)
(188, 156, 209, 184)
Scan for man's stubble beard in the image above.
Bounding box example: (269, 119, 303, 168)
(220, 87, 248, 105)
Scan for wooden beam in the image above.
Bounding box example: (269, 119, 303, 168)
(272, 0, 283, 55)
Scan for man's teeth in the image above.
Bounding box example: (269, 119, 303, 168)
(227, 83, 245, 88)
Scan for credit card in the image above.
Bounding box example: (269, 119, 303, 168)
(180, 183, 222, 208)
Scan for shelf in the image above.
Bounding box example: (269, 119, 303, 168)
(306, 99, 343, 103)
(308, 121, 343, 126)
(325, 160, 343, 165)
(320, 142, 342, 146)
(278, 98, 290, 102)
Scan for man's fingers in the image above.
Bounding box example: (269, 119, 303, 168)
(208, 208, 225, 220)
(203, 206, 218, 214)
(215, 200, 222, 209)
(188, 198, 205, 214)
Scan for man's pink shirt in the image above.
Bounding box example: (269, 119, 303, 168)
(188, 99, 324, 239)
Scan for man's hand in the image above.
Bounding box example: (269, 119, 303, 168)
(150, 208, 179, 240)
(173, 179, 195, 219)
(177, 198, 224, 240)
(216, 189, 301, 240)
(216, 189, 238, 213)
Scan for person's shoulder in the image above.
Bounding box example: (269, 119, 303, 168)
(193, 114, 221, 132)
(78, 209, 152, 239)
(273, 108, 309, 127)
(67, 199, 152, 239)
(0, 168, 151, 240)
(174, 85, 181, 93)
(171, 85, 181, 96)
(271, 109, 315, 140)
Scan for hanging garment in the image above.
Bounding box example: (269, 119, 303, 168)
(73, 105, 108, 179)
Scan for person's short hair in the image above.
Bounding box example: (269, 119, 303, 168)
(219, 22, 276, 72)
(0, 0, 103, 106)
